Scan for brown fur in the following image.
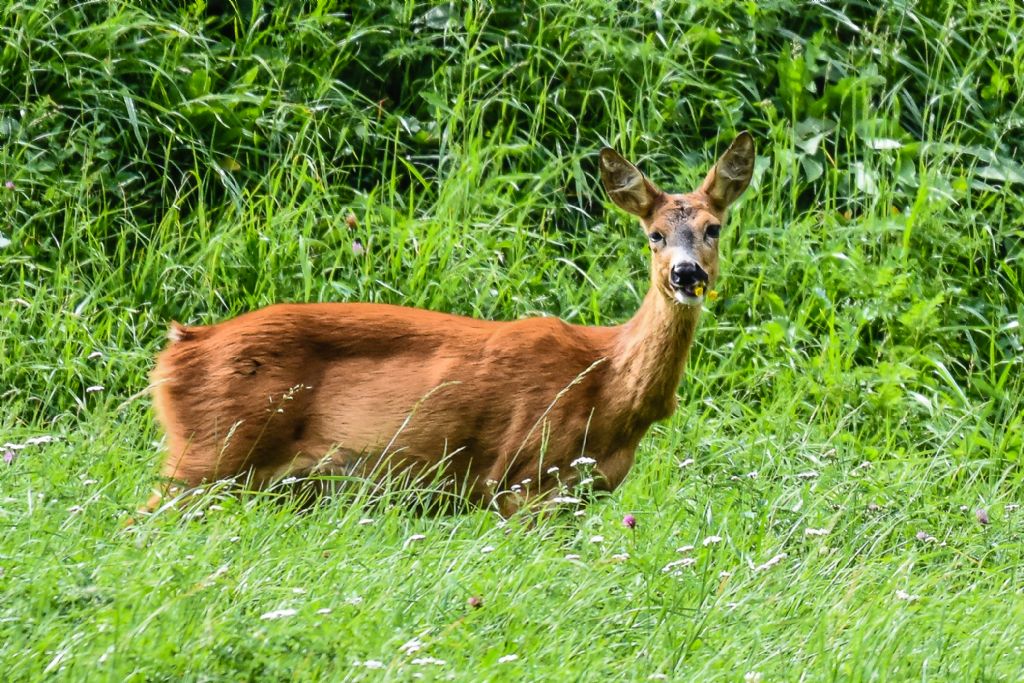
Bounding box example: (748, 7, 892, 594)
(148, 134, 755, 514)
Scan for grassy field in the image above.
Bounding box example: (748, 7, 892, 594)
(2, 0, 1023, 680)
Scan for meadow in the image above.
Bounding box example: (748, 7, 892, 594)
(1, 0, 1023, 680)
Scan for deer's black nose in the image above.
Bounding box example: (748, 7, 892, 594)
(670, 261, 708, 290)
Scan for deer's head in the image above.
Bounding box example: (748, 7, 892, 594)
(600, 133, 755, 307)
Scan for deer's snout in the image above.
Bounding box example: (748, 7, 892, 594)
(670, 261, 708, 293)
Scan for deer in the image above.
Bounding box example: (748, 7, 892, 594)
(147, 133, 755, 516)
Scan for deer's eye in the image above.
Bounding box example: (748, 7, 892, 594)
(648, 231, 664, 244)
(705, 223, 721, 240)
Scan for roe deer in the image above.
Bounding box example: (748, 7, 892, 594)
(149, 133, 755, 515)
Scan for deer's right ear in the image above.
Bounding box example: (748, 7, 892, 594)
(600, 148, 662, 218)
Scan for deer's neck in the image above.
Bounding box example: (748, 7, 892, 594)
(608, 287, 701, 425)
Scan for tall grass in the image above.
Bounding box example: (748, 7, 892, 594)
(1, 0, 1022, 680)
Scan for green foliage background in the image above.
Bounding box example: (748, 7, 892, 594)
(1, 1, 1022, 680)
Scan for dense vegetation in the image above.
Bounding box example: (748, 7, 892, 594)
(1, 0, 1022, 680)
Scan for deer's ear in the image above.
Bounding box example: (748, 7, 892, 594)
(700, 132, 755, 209)
(600, 148, 663, 217)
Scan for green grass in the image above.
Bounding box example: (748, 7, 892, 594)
(2, 0, 1023, 680)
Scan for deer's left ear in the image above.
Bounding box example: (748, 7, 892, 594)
(600, 148, 663, 217)
(700, 132, 755, 209)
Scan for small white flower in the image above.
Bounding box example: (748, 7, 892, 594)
(915, 531, 937, 543)
(292, 588, 307, 595)
(485, 479, 498, 487)
(702, 535, 722, 546)
(497, 654, 519, 663)
(279, 476, 298, 485)
(403, 534, 426, 548)
(796, 470, 819, 479)
(358, 518, 375, 525)
(719, 571, 733, 579)
(546, 466, 560, 474)
(552, 496, 581, 504)
(358, 660, 385, 669)
(1006, 504, 1020, 512)
(67, 505, 84, 514)
(611, 553, 630, 562)
(229, 536, 241, 543)
(570, 456, 596, 468)
(25, 435, 57, 445)
(86, 385, 104, 393)
(316, 608, 332, 615)
(857, 460, 872, 469)
(746, 470, 759, 479)
(676, 545, 695, 554)
(260, 608, 297, 620)
(564, 553, 581, 561)
(81, 479, 98, 486)
(399, 638, 423, 655)
(679, 458, 695, 468)
(345, 595, 364, 605)
(804, 527, 829, 537)
(480, 546, 495, 554)
(663, 558, 697, 572)
(520, 478, 532, 485)
(649, 675, 668, 680)
(754, 553, 788, 572)
(589, 535, 604, 544)
(744, 672, 764, 683)
(959, 505, 969, 512)
(578, 477, 594, 487)
(510, 484, 522, 493)
(573, 510, 586, 517)
(895, 589, 919, 602)
(412, 657, 446, 666)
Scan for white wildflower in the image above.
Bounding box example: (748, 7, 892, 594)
(589, 535, 604, 544)
(895, 589, 919, 602)
(480, 546, 495, 554)
(649, 675, 668, 680)
(358, 518, 375, 525)
(412, 657, 446, 666)
(719, 571, 733, 579)
(804, 527, 829, 537)
(546, 466, 560, 474)
(663, 558, 697, 572)
(403, 533, 427, 548)
(399, 638, 423, 655)
(25, 435, 57, 445)
(570, 457, 596, 468)
(676, 545, 695, 554)
(316, 608, 332, 615)
(357, 660, 385, 670)
(564, 553, 581, 561)
(85, 385, 104, 393)
(796, 470, 818, 479)
(260, 608, 297, 620)
(552, 496, 581, 504)
(578, 477, 594, 487)
(88, 351, 103, 359)
(1006, 503, 1020, 512)
(345, 596, 364, 605)
(744, 673, 764, 683)
(702, 535, 722, 546)
(611, 553, 630, 562)
(497, 654, 519, 663)
(573, 510, 586, 517)
(754, 552, 788, 572)
(520, 478, 532, 485)
(679, 458, 695, 468)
